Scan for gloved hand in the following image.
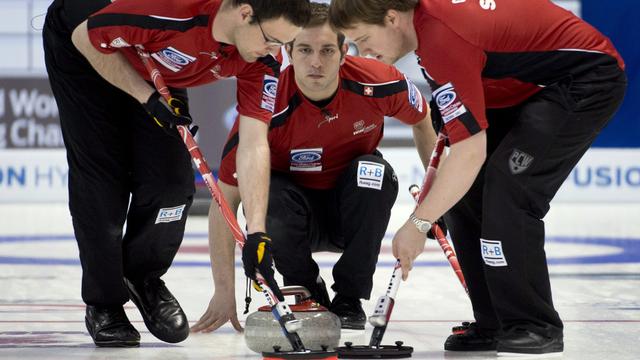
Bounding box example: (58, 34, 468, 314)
(427, 217, 448, 240)
(242, 232, 283, 300)
(143, 91, 192, 130)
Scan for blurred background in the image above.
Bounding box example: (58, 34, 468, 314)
(0, 0, 637, 211)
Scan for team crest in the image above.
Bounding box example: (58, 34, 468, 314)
(509, 149, 534, 174)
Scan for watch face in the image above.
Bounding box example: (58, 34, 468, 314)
(411, 214, 431, 233)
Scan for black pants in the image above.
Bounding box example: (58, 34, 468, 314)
(43, 0, 194, 306)
(444, 61, 627, 337)
(267, 154, 399, 300)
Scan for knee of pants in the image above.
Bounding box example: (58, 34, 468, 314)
(481, 159, 547, 234)
(339, 154, 399, 205)
(266, 174, 311, 243)
(268, 174, 310, 218)
(132, 181, 195, 211)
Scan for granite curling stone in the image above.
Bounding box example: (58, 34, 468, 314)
(245, 286, 341, 353)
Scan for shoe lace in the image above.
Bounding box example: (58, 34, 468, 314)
(145, 278, 173, 301)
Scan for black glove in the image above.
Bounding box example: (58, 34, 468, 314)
(143, 91, 192, 129)
(428, 217, 448, 240)
(242, 232, 283, 299)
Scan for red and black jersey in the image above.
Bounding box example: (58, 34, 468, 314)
(86, 0, 280, 122)
(413, 0, 624, 144)
(219, 56, 427, 189)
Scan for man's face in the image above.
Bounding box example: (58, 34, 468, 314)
(289, 24, 344, 97)
(343, 22, 406, 64)
(235, 17, 301, 62)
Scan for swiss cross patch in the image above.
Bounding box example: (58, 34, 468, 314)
(364, 86, 374, 96)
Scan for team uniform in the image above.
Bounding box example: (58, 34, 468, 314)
(43, 0, 279, 306)
(413, 0, 626, 340)
(220, 56, 427, 300)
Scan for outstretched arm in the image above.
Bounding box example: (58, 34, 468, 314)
(393, 130, 487, 280)
(191, 181, 243, 333)
(236, 116, 270, 234)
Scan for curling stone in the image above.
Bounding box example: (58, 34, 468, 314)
(245, 286, 341, 353)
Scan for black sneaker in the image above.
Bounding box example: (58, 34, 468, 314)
(330, 294, 366, 330)
(125, 277, 189, 343)
(85, 305, 140, 347)
(444, 322, 497, 351)
(497, 328, 563, 356)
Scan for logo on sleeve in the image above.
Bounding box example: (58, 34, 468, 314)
(109, 37, 130, 48)
(151, 47, 196, 72)
(357, 161, 385, 190)
(261, 75, 278, 112)
(155, 204, 186, 224)
(364, 86, 374, 96)
(290, 148, 322, 172)
(405, 75, 424, 113)
(433, 82, 468, 124)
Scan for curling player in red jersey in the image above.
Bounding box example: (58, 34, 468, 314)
(329, 0, 627, 356)
(42, 0, 311, 347)
(191, 2, 436, 333)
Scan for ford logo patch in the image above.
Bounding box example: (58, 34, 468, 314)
(436, 90, 456, 109)
(264, 79, 278, 97)
(162, 49, 190, 65)
(292, 152, 322, 163)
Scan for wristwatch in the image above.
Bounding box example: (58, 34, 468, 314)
(409, 213, 432, 234)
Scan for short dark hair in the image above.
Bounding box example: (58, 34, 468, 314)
(329, 0, 419, 30)
(290, 2, 345, 49)
(233, 0, 312, 27)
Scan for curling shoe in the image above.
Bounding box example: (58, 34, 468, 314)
(125, 277, 189, 343)
(85, 305, 140, 347)
(497, 328, 563, 357)
(330, 294, 366, 330)
(445, 322, 497, 351)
